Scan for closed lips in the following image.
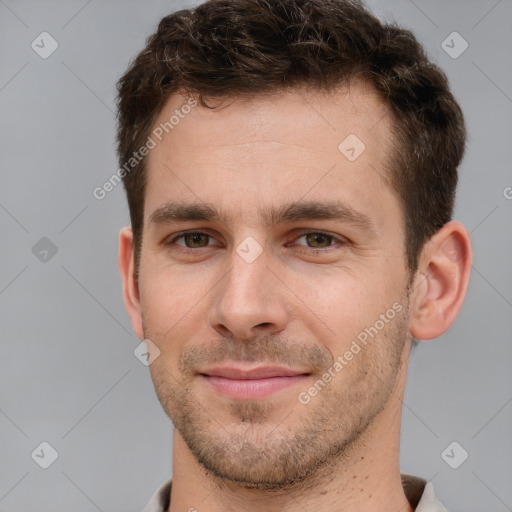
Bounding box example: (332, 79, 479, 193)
(200, 366, 310, 379)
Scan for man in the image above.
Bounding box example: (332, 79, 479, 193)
(116, 0, 472, 510)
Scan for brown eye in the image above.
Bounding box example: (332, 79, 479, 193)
(297, 232, 334, 249)
(173, 232, 212, 248)
(290, 231, 349, 255)
(303, 232, 333, 248)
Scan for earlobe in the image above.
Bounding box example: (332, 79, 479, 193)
(409, 221, 472, 341)
(118, 227, 144, 339)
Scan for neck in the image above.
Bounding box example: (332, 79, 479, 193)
(168, 352, 414, 512)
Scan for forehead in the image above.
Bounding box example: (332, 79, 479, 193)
(143, 85, 397, 228)
(150, 84, 391, 155)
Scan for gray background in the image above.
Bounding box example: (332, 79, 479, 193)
(1, 0, 511, 510)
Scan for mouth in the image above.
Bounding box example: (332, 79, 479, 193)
(198, 364, 311, 400)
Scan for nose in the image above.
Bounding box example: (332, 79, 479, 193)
(208, 241, 292, 341)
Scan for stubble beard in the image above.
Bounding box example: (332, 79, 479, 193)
(146, 301, 410, 491)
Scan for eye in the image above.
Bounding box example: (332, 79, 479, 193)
(165, 230, 348, 256)
(168, 231, 220, 249)
(296, 232, 334, 248)
(291, 231, 348, 253)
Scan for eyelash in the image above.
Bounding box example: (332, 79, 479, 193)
(165, 230, 348, 255)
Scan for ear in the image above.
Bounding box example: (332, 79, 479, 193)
(118, 227, 144, 339)
(409, 221, 472, 340)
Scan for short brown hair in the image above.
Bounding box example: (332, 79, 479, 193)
(116, 0, 465, 275)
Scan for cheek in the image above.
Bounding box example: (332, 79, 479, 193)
(293, 271, 394, 351)
(138, 269, 207, 357)
(140, 259, 207, 313)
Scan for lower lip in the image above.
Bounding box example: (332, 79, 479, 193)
(201, 375, 309, 400)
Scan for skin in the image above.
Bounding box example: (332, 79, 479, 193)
(119, 84, 472, 512)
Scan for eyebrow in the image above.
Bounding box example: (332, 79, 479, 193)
(148, 200, 376, 235)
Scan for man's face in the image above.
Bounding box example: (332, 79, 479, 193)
(136, 86, 413, 487)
